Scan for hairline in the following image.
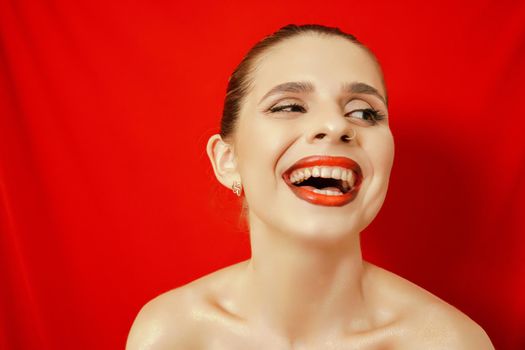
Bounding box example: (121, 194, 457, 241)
(231, 32, 387, 132)
(221, 28, 388, 146)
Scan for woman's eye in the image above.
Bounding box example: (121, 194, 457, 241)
(345, 108, 385, 124)
(269, 103, 306, 113)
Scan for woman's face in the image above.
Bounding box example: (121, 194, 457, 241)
(233, 34, 394, 243)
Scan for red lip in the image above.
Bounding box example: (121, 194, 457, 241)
(282, 155, 363, 207)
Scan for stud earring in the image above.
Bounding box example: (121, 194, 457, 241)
(232, 181, 242, 197)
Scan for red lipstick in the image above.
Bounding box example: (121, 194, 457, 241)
(282, 155, 363, 207)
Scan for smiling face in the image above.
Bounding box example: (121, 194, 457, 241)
(227, 34, 394, 243)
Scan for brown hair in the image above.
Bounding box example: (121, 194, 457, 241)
(219, 23, 383, 142)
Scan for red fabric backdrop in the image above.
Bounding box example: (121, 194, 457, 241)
(1, 0, 524, 349)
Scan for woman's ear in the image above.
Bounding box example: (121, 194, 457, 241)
(206, 134, 240, 189)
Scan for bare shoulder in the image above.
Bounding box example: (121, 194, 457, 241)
(126, 261, 247, 350)
(412, 301, 495, 349)
(364, 262, 495, 349)
(126, 286, 201, 350)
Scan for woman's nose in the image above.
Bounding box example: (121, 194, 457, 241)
(306, 112, 355, 144)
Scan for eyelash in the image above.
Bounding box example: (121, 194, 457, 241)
(268, 104, 386, 124)
(269, 103, 306, 113)
(345, 108, 386, 124)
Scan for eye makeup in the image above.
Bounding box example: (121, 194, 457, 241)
(345, 108, 386, 125)
(269, 103, 307, 113)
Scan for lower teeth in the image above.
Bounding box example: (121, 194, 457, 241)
(312, 188, 343, 196)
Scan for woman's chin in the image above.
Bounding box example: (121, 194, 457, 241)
(276, 216, 366, 247)
(247, 193, 380, 246)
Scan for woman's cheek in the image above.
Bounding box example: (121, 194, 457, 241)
(367, 129, 394, 174)
(380, 132, 395, 174)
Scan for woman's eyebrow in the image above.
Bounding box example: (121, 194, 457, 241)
(343, 82, 387, 106)
(258, 81, 387, 106)
(258, 81, 315, 104)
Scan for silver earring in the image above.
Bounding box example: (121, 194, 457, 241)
(343, 129, 357, 142)
(232, 181, 242, 196)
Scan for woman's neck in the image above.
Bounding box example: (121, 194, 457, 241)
(237, 213, 369, 342)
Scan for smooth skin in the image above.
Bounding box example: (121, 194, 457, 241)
(127, 34, 494, 349)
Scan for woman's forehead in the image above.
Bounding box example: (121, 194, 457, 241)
(249, 34, 385, 101)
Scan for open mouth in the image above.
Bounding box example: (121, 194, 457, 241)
(282, 155, 363, 207)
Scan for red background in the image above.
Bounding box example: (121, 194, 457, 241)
(1, 0, 524, 349)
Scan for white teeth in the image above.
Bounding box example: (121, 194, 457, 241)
(327, 189, 342, 196)
(320, 167, 332, 178)
(347, 170, 355, 186)
(289, 165, 358, 187)
(304, 168, 311, 179)
(313, 188, 343, 196)
(340, 170, 356, 187)
(331, 168, 342, 180)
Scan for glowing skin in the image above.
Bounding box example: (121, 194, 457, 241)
(234, 37, 393, 246)
(126, 34, 494, 349)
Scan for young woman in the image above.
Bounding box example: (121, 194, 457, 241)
(127, 24, 494, 349)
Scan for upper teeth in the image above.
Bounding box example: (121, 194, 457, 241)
(289, 166, 356, 187)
